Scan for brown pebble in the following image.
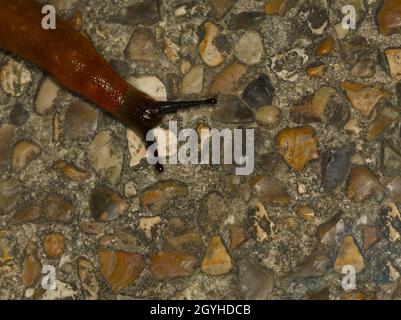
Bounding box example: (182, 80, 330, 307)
(210, 63, 246, 95)
(42, 194, 74, 223)
(306, 64, 326, 78)
(10, 205, 41, 224)
(334, 236, 365, 273)
(78, 257, 99, 300)
(141, 181, 188, 212)
(230, 225, 246, 250)
(315, 36, 335, 57)
(385, 48, 401, 80)
(255, 105, 281, 126)
(362, 225, 379, 250)
(296, 206, 316, 222)
(53, 160, 90, 182)
(201, 235, 232, 275)
(151, 251, 197, 280)
(43, 232, 65, 258)
(23, 242, 42, 287)
(11, 140, 41, 171)
(347, 166, 382, 203)
(377, 0, 401, 36)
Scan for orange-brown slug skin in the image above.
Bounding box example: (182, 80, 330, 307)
(0, 0, 127, 113)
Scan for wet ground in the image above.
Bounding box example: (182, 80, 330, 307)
(1, 0, 401, 300)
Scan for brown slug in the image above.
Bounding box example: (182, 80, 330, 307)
(0, 0, 216, 172)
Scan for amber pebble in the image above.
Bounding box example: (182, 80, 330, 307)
(315, 36, 335, 57)
(249, 175, 291, 207)
(385, 48, 401, 80)
(23, 242, 42, 287)
(164, 218, 203, 253)
(99, 248, 145, 293)
(306, 64, 326, 78)
(0, 124, 16, 169)
(334, 236, 365, 273)
(43, 232, 65, 258)
(151, 251, 197, 280)
(10, 205, 41, 224)
(367, 106, 398, 141)
(341, 81, 389, 118)
(230, 225, 246, 250)
(276, 126, 319, 171)
(255, 106, 281, 127)
(201, 236, 232, 275)
(141, 181, 188, 212)
(377, 0, 401, 36)
(347, 166, 382, 203)
(210, 63, 246, 95)
(90, 188, 127, 222)
(54, 160, 90, 182)
(198, 22, 225, 67)
(362, 225, 379, 250)
(342, 292, 366, 300)
(42, 194, 74, 223)
(296, 206, 316, 222)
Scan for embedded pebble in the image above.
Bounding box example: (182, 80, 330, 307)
(0, 124, 16, 168)
(296, 206, 315, 222)
(362, 225, 379, 250)
(276, 126, 319, 171)
(42, 194, 74, 223)
(151, 252, 197, 280)
(271, 49, 308, 82)
(347, 167, 382, 203)
(315, 36, 335, 57)
(255, 105, 281, 127)
(77, 258, 99, 300)
(0, 179, 20, 215)
(109, 0, 161, 27)
(201, 236, 232, 276)
(228, 12, 264, 30)
(0, 58, 32, 97)
(128, 76, 167, 101)
(53, 160, 90, 182)
(242, 74, 275, 108)
(125, 27, 160, 63)
(11, 141, 41, 172)
(88, 131, 123, 184)
(367, 106, 398, 141)
(164, 218, 203, 254)
(211, 95, 254, 123)
(385, 48, 401, 80)
(234, 31, 263, 65)
(239, 258, 274, 300)
(126, 129, 146, 167)
(99, 248, 145, 293)
(35, 77, 60, 115)
(209, 0, 234, 19)
(64, 101, 98, 141)
(23, 242, 42, 288)
(10, 205, 41, 224)
(249, 175, 290, 207)
(181, 65, 204, 95)
(198, 22, 225, 67)
(210, 63, 246, 95)
(43, 232, 65, 258)
(334, 236, 365, 273)
(377, 0, 401, 36)
(141, 181, 188, 212)
(9, 105, 29, 127)
(90, 187, 127, 222)
(229, 225, 246, 250)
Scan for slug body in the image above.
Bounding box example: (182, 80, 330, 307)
(0, 0, 215, 138)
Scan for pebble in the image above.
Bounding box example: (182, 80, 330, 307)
(229, 225, 246, 250)
(99, 248, 145, 293)
(35, 77, 60, 115)
(164, 37, 180, 62)
(201, 236, 232, 276)
(23, 242, 42, 287)
(362, 225, 379, 250)
(10, 205, 41, 224)
(126, 129, 146, 168)
(334, 236, 365, 273)
(347, 166, 382, 203)
(151, 252, 197, 280)
(228, 12, 264, 30)
(377, 0, 401, 36)
(181, 65, 204, 95)
(0, 179, 20, 214)
(53, 160, 90, 182)
(124, 181, 138, 198)
(211, 95, 254, 123)
(209, 0, 234, 19)
(42, 194, 74, 223)
(0, 230, 12, 264)
(292, 86, 336, 122)
(385, 48, 401, 80)
(234, 31, 263, 65)
(199, 22, 225, 67)
(90, 187, 127, 222)
(382, 146, 401, 176)
(9, 104, 29, 127)
(296, 206, 316, 222)
(11, 141, 41, 172)
(242, 74, 275, 108)
(210, 63, 246, 95)
(64, 101, 98, 141)
(141, 181, 188, 212)
(367, 106, 398, 141)
(77, 258, 99, 300)
(271, 49, 308, 82)
(249, 175, 290, 207)
(315, 36, 335, 57)
(198, 193, 228, 239)
(306, 64, 326, 78)
(125, 27, 160, 63)
(43, 232, 65, 258)
(0, 123, 16, 169)
(341, 81, 389, 118)
(164, 218, 203, 254)
(264, 0, 296, 16)
(276, 126, 318, 171)
(255, 105, 281, 127)
(239, 259, 274, 300)
(128, 76, 167, 101)
(109, 0, 161, 27)
(321, 145, 353, 192)
(340, 37, 377, 79)
(0, 58, 32, 97)
(88, 131, 123, 184)
(306, 2, 329, 35)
